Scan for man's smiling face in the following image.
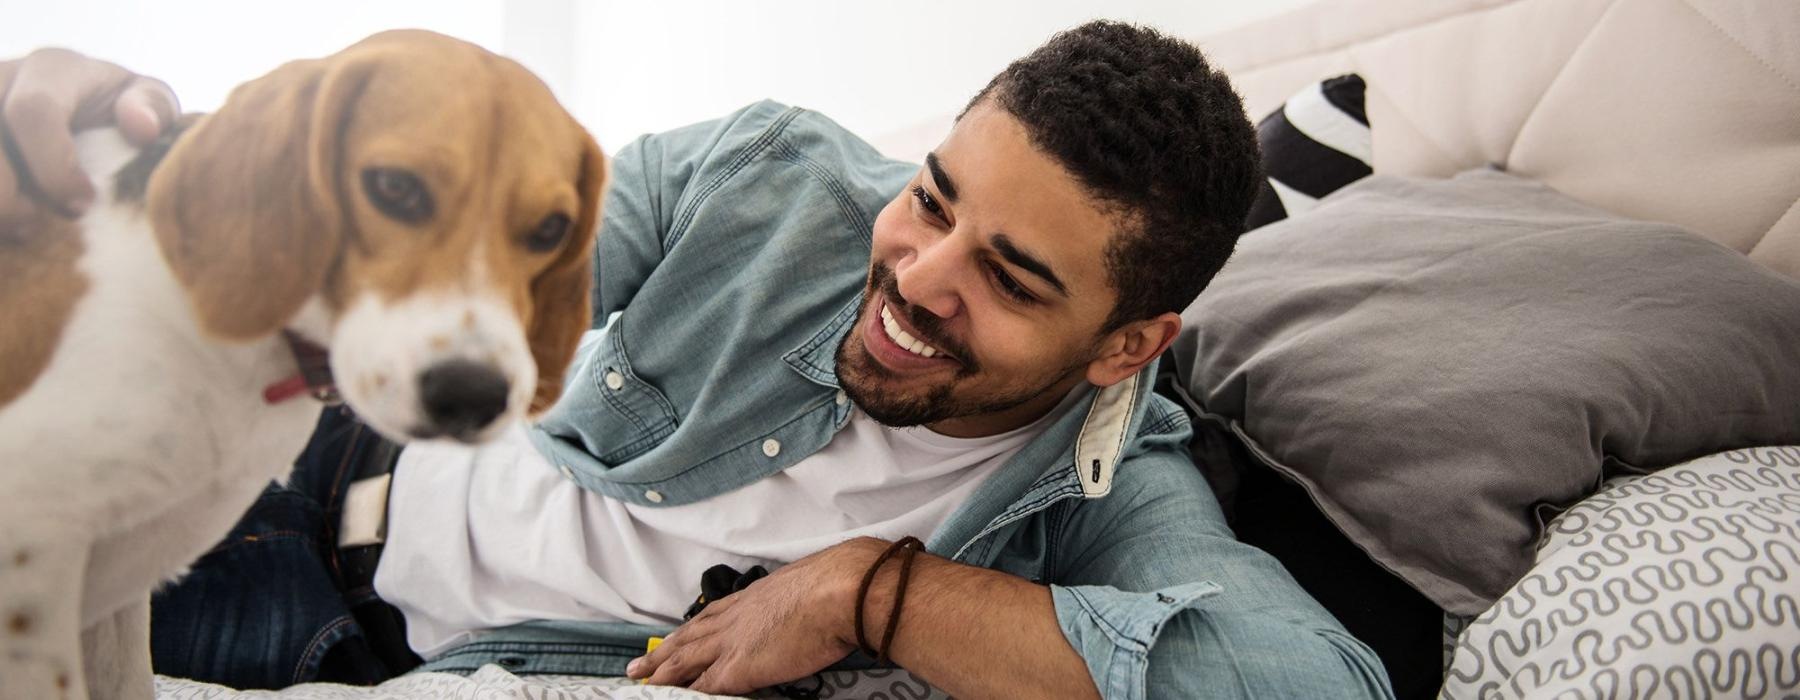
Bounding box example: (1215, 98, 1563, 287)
(836, 100, 1127, 437)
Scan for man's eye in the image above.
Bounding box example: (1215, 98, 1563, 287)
(986, 261, 1035, 304)
(911, 185, 944, 219)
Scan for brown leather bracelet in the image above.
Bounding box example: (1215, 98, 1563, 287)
(854, 535, 925, 662)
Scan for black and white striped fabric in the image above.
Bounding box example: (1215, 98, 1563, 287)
(1244, 74, 1371, 230)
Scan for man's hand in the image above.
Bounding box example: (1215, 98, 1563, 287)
(0, 48, 178, 227)
(625, 539, 881, 695)
(628, 537, 1098, 700)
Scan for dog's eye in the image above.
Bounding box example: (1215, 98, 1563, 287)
(362, 168, 433, 224)
(523, 213, 571, 253)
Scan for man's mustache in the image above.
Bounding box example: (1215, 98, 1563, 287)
(871, 264, 975, 366)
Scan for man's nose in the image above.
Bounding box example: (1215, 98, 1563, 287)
(894, 241, 965, 320)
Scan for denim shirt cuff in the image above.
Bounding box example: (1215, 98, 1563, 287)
(1051, 581, 1224, 700)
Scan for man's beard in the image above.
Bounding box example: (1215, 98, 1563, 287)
(834, 263, 1081, 428)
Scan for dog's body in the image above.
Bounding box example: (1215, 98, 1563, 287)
(0, 31, 603, 699)
(0, 132, 323, 700)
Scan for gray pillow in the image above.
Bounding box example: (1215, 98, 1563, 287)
(1168, 168, 1800, 616)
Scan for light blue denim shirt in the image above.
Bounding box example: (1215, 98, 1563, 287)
(418, 101, 1392, 700)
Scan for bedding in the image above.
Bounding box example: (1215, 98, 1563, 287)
(1168, 167, 1800, 616)
(1243, 73, 1371, 229)
(156, 665, 950, 699)
(1441, 446, 1800, 699)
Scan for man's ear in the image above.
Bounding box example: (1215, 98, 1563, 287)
(1085, 312, 1181, 388)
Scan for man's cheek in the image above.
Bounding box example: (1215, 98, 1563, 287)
(868, 195, 911, 254)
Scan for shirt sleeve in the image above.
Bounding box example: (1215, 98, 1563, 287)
(1047, 414, 1394, 700)
(591, 101, 792, 327)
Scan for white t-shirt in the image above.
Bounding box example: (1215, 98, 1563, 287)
(374, 388, 1086, 658)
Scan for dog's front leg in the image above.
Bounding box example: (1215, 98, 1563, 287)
(81, 597, 153, 700)
(0, 531, 92, 700)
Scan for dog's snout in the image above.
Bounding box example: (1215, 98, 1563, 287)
(418, 360, 510, 440)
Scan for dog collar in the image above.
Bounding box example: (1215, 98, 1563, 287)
(263, 330, 341, 405)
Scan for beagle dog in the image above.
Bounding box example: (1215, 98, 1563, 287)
(0, 30, 603, 699)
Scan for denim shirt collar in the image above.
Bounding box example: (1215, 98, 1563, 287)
(781, 289, 863, 391)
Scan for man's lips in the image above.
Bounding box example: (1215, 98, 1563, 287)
(863, 301, 960, 372)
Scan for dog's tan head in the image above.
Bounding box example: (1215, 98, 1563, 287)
(148, 30, 604, 443)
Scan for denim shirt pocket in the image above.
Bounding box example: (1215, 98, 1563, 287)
(538, 316, 681, 468)
(586, 319, 681, 464)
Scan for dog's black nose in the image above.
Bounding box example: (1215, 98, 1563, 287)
(418, 360, 510, 440)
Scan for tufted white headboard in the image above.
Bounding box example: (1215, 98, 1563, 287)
(871, 0, 1800, 278)
(1201, 0, 1800, 278)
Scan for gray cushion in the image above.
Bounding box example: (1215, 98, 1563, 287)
(1168, 168, 1800, 616)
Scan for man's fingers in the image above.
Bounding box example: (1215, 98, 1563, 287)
(627, 626, 685, 679)
(114, 75, 178, 145)
(1, 48, 137, 215)
(0, 142, 24, 230)
(689, 665, 753, 696)
(0, 48, 174, 217)
(644, 644, 712, 688)
(0, 58, 19, 228)
(1, 87, 92, 214)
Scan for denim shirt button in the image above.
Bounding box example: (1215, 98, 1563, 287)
(761, 439, 781, 457)
(558, 464, 576, 481)
(644, 489, 665, 503)
(604, 370, 624, 391)
(835, 390, 847, 406)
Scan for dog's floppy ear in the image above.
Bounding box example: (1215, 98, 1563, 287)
(527, 134, 605, 415)
(147, 53, 376, 341)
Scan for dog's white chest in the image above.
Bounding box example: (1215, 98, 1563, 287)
(0, 130, 322, 619)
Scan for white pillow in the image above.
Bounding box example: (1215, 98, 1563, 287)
(1441, 447, 1800, 699)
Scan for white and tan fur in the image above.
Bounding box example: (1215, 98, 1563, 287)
(0, 30, 602, 699)
(0, 129, 320, 700)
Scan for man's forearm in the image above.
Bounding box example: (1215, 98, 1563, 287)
(844, 538, 1101, 700)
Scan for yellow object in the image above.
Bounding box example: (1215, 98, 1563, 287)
(637, 637, 664, 684)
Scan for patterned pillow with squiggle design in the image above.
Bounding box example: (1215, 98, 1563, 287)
(1441, 446, 1800, 699)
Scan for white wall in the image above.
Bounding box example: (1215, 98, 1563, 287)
(0, 0, 1312, 153)
(566, 0, 1314, 151)
(0, 0, 508, 120)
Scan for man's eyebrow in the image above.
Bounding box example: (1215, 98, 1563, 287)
(991, 234, 1069, 297)
(925, 152, 958, 203)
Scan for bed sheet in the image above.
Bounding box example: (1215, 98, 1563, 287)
(156, 664, 951, 700)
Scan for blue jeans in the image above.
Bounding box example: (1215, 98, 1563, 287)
(149, 406, 416, 688)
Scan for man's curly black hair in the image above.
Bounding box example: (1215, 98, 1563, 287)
(964, 20, 1261, 333)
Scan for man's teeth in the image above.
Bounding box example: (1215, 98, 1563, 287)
(879, 304, 940, 358)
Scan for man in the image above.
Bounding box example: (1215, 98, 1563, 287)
(2, 22, 1393, 699)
